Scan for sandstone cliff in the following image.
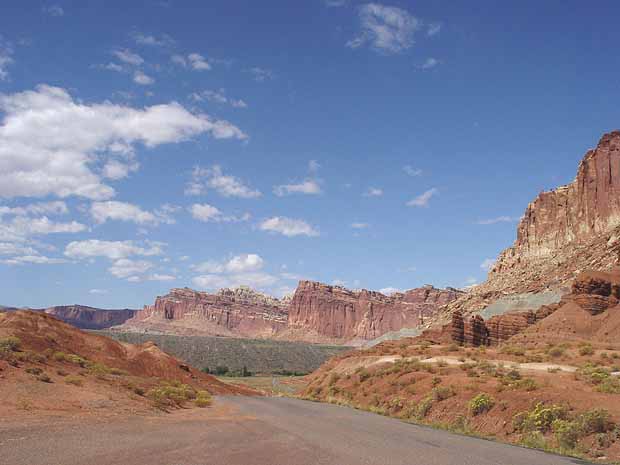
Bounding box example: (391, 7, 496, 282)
(44, 305, 137, 330)
(441, 131, 620, 319)
(117, 283, 462, 344)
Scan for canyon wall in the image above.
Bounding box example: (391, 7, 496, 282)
(44, 305, 137, 330)
(440, 131, 620, 319)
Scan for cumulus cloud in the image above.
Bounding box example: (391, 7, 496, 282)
(0, 201, 68, 217)
(193, 254, 264, 274)
(90, 201, 176, 226)
(185, 165, 261, 198)
(273, 179, 322, 197)
(188, 53, 211, 70)
(324, 0, 348, 6)
(101, 159, 139, 180)
(108, 258, 153, 279)
(347, 3, 420, 53)
(363, 187, 383, 197)
(1, 254, 67, 265)
(64, 239, 163, 260)
(476, 216, 519, 225)
(113, 49, 144, 66)
(406, 188, 438, 207)
(131, 32, 173, 47)
(192, 272, 278, 291)
(133, 70, 154, 85)
(0, 85, 246, 200)
(147, 273, 176, 281)
(258, 217, 319, 237)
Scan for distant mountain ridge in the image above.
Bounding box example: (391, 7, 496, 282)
(0, 304, 137, 330)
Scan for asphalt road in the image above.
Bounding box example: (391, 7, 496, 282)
(0, 396, 590, 465)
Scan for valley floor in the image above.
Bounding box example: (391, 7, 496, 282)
(0, 396, 590, 465)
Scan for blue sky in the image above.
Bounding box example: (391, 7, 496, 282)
(1, 1, 620, 308)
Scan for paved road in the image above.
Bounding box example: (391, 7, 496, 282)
(0, 396, 590, 465)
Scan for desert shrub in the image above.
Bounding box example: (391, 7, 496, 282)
(525, 354, 544, 363)
(148, 381, 196, 409)
(194, 390, 212, 408)
(52, 351, 67, 362)
(65, 375, 83, 386)
(576, 409, 613, 435)
(520, 431, 548, 450)
(513, 403, 568, 433)
(469, 393, 494, 416)
(546, 346, 565, 358)
(501, 345, 526, 356)
(552, 419, 580, 449)
(578, 363, 610, 385)
(25, 367, 43, 375)
(431, 376, 442, 387)
(597, 377, 620, 394)
(432, 386, 455, 402)
(499, 375, 539, 392)
(0, 336, 21, 352)
(37, 373, 51, 383)
(579, 344, 595, 356)
(416, 396, 434, 419)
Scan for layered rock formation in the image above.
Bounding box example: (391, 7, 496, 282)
(119, 286, 289, 338)
(117, 283, 462, 344)
(283, 282, 462, 343)
(440, 131, 620, 320)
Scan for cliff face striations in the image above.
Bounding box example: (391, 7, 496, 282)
(117, 283, 462, 344)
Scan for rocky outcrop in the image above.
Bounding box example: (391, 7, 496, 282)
(283, 282, 463, 343)
(43, 305, 137, 330)
(121, 286, 288, 338)
(438, 131, 620, 321)
(118, 283, 462, 344)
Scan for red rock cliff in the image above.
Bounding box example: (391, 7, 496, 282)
(44, 305, 137, 330)
(284, 282, 463, 343)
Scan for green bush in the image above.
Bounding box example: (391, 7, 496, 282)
(25, 367, 43, 376)
(579, 344, 595, 356)
(513, 403, 568, 433)
(469, 393, 494, 416)
(0, 336, 21, 352)
(416, 396, 434, 419)
(147, 381, 196, 409)
(432, 386, 455, 402)
(576, 409, 612, 435)
(597, 377, 620, 394)
(194, 390, 212, 408)
(552, 419, 580, 450)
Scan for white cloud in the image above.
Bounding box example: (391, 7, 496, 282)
(193, 254, 264, 274)
(308, 160, 321, 173)
(102, 159, 139, 180)
(476, 216, 519, 225)
(113, 49, 144, 66)
(189, 203, 247, 223)
(379, 287, 401, 295)
(406, 187, 438, 207)
(351, 222, 370, 229)
(147, 273, 176, 281)
(364, 187, 383, 197)
(108, 258, 153, 279)
(190, 89, 248, 109)
(90, 201, 176, 226)
(0, 242, 37, 256)
(89, 288, 109, 294)
(64, 239, 163, 260)
(427, 22, 441, 36)
(324, 0, 348, 6)
(0, 36, 14, 81)
(186, 165, 261, 198)
(192, 272, 277, 291)
(0, 85, 246, 200)
(347, 3, 420, 53)
(188, 53, 211, 70)
(131, 32, 173, 47)
(1, 254, 66, 265)
(480, 258, 495, 271)
(170, 54, 187, 67)
(101, 62, 124, 73)
(133, 70, 154, 85)
(247, 67, 274, 82)
(0, 216, 86, 243)
(403, 165, 422, 176)
(42, 5, 64, 16)
(0, 201, 68, 217)
(419, 57, 440, 70)
(273, 179, 322, 196)
(259, 217, 319, 237)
